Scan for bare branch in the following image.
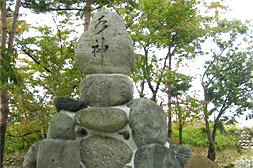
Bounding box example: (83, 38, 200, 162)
(19, 46, 52, 73)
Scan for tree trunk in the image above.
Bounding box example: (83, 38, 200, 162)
(203, 103, 216, 161)
(84, 0, 92, 31)
(1, 0, 7, 47)
(0, 1, 8, 166)
(179, 122, 183, 144)
(0, 0, 21, 166)
(8, 0, 21, 50)
(0, 90, 9, 167)
(207, 140, 216, 161)
(167, 54, 172, 138)
(140, 80, 145, 98)
(207, 120, 218, 161)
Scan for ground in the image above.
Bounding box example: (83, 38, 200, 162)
(191, 147, 253, 167)
(3, 148, 253, 167)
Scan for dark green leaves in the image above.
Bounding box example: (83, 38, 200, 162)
(202, 19, 253, 122)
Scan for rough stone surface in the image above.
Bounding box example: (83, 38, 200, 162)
(47, 113, 76, 140)
(75, 11, 135, 75)
(183, 154, 221, 168)
(75, 107, 127, 133)
(23, 141, 40, 168)
(37, 139, 80, 168)
(53, 96, 87, 112)
(80, 135, 133, 168)
(128, 99, 167, 147)
(134, 144, 182, 168)
(171, 144, 192, 167)
(79, 74, 133, 107)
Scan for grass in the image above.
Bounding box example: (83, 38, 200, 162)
(171, 122, 237, 150)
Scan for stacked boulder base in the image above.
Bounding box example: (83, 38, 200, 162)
(23, 11, 193, 168)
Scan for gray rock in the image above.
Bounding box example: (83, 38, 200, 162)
(47, 113, 76, 140)
(171, 144, 192, 167)
(79, 74, 133, 107)
(183, 154, 220, 168)
(23, 141, 40, 168)
(80, 135, 133, 168)
(37, 139, 80, 168)
(75, 11, 135, 75)
(53, 97, 87, 112)
(128, 99, 168, 147)
(75, 107, 127, 133)
(134, 144, 182, 168)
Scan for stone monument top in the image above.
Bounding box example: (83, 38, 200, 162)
(75, 11, 135, 75)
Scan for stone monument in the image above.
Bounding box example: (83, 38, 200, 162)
(23, 11, 192, 168)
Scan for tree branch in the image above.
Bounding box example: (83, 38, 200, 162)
(142, 45, 155, 94)
(8, 0, 21, 51)
(19, 46, 52, 73)
(7, 130, 40, 137)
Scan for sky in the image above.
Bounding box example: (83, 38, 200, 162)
(223, 0, 253, 21)
(20, 0, 253, 127)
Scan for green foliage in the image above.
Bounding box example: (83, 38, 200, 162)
(201, 18, 253, 160)
(162, 71, 192, 97)
(172, 123, 237, 150)
(5, 119, 44, 154)
(127, 0, 212, 102)
(5, 14, 83, 152)
(202, 19, 253, 124)
(172, 96, 202, 122)
(0, 48, 20, 85)
(0, 19, 29, 86)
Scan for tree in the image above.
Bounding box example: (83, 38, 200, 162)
(165, 72, 202, 144)
(172, 95, 202, 144)
(127, 0, 212, 138)
(1, 0, 21, 166)
(201, 19, 253, 161)
(7, 14, 82, 140)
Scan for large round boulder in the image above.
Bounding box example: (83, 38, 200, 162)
(79, 74, 133, 107)
(23, 141, 40, 168)
(128, 99, 168, 147)
(74, 107, 127, 133)
(37, 139, 80, 168)
(134, 144, 182, 168)
(47, 113, 76, 140)
(80, 135, 133, 168)
(75, 11, 135, 75)
(184, 154, 221, 168)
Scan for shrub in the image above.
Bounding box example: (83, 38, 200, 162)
(171, 122, 237, 150)
(5, 119, 46, 154)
